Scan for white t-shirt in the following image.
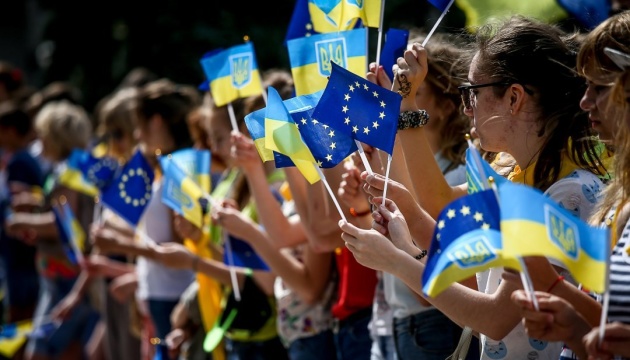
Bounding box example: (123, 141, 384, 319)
(135, 179, 195, 301)
(479, 169, 604, 360)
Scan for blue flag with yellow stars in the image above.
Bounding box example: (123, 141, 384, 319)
(311, 61, 401, 155)
(100, 150, 154, 227)
(421, 188, 521, 298)
(59, 148, 120, 197)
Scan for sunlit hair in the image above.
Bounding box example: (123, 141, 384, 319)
(577, 10, 630, 81)
(411, 31, 471, 169)
(591, 70, 630, 224)
(34, 100, 92, 159)
(474, 15, 605, 191)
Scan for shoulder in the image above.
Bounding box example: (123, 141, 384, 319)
(545, 170, 604, 221)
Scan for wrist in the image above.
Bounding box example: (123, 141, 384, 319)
(398, 110, 429, 131)
(191, 255, 200, 272)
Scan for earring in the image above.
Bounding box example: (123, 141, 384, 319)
(509, 109, 513, 114)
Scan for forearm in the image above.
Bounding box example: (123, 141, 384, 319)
(390, 254, 520, 340)
(553, 281, 602, 327)
(245, 165, 305, 248)
(98, 258, 136, 278)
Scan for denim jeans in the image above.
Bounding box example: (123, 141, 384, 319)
(333, 310, 372, 360)
(371, 335, 397, 360)
(393, 309, 480, 360)
(288, 330, 337, 360)
(147, 298, 179, 356)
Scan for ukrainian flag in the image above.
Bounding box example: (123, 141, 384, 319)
(499, 181, 609, 293)
(308, 0, 381, 32)
(288, 28, 367, 96)
(169, 148, 212, 194)
(200, 43, 263, 107)
(0, 320, 33, 358)
(264, 87, 320, 184)
(465, 147, 506, 194)
(160, 156, 207, 229)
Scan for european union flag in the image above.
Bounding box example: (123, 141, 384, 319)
(100, 150, 154, 227)
(288, 28, 367, 96)
(311, 61, 401, 155)
(200, 43, 263, 107)
(498, 181, 609, 293)
(52, 201, 85, 265)
(225, 235, 270, 271)
(168, 148, 212, 194)
(422, 189, 521, 298)
(380, 28, 409, 80)
(159, 156, 207, 229)
(264, 87, 320, 184)
(308, 0, 381, 32)
(465, 146, 506, 194)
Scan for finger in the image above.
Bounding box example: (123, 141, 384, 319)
(372, 220, 388, 235)
(338, 220, 361, 238)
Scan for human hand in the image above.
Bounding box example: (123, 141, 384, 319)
(230, 132, 263, 173)
(368, 197, 417, 256)
(338, 161, 370, 212)
(4, 212, 38, 245)
(9, 184, 44, 211)
(510, 290, 591, 345)
(393, 43, 428, 107)
(83, 254, 109, 277)
(583, 322, 630, 359)
(152, 242, 195, 270)
(366, 63, 393, 89)
(90, 225, 122, 254)
(165, 327, 187, 360)
(109, 272, 138, 303)
(361, 171, 413, 213)
(339, 219, 409, 273)
(211, 206, 256, 241)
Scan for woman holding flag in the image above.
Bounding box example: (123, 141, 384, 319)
(341, 15, 609, 360)
(509, 11, 630, 359)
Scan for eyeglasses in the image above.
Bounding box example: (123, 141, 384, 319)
(458, 81, 513, 110)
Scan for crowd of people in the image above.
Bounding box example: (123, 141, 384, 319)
(1, 6, 630, 360)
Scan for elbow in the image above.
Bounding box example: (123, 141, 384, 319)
(482, 322, 517, 342)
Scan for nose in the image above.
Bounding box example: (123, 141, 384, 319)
(580, 85, 596, 112)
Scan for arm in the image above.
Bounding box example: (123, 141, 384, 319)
(232, 132, 306, 248)
(368, 46, 467, 217)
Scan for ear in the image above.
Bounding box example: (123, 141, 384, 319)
(507, 84, 527, 114)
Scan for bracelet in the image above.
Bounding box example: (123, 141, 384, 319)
(398, 110, 429, 131)
(350, 207, 371, 217)
(191, 255, 200, 272)
(414, 249, 428, 260)
(546, 275, 564, 293)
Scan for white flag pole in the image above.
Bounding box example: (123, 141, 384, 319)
(381, 154, 392, 206)
(598, 227, 613, 344)
(373, 0, 387, 71)
(422, 0, 455, 47)
(355, 140, 374, 175)
(315, 166, 347, 222)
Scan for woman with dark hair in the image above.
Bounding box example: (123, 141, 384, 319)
(340, 16, 608, 360)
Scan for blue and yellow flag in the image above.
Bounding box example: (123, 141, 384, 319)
(168, 148, 212, 194)
(52, 199, 86, 265)
(308, 0, 381, 32)
(421, 189, 521, 298)
(199, 43, 263, 107)
(498, 181, 609, 293)
(465, 146, 506, 194)
(264, 87, 320, 184)
(159, 156, 207, 229)
(0, 320, 34, 358)
(58, 148, 120, 197)
(311, 61, 401, 155)
(100, 150, 154, 227)
(288, 28, 367, 96)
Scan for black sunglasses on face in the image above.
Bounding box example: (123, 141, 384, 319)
(457, 81, 513, 109)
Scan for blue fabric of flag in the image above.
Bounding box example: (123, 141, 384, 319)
(311, 61, 401, 154)
(100, 150, 154, 227)
(52, 204, 80, 265)
(557, 0, 610, 30)
(285, 0, 318, 43)
(428, 0, 451, 11)
(224, 235, 270, 271)
(465, 147, 506, 194)
(380, 28, 409, 80)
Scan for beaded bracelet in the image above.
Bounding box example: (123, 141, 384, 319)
(398, 110, 429, 130)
